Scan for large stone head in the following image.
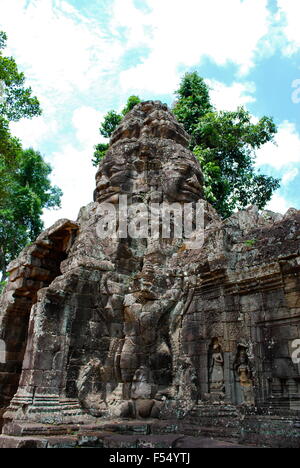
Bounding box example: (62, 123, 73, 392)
(94, 101, 204, 205)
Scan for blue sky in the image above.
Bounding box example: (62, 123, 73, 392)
(0, 0, 300, 226)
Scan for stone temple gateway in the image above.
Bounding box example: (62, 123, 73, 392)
(0, 101, 300, 448)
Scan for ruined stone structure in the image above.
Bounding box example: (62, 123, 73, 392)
(0, 101, 299, 448)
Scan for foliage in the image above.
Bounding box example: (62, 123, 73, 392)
(0, 32, 62, 281)
(0, 116, 21, 202)
(93, 95, 141, 166)
(173, 72, 280, 218)
(244, 239, 257, 247)
(0, 275, 8, 294)
(173, 72, 213, 140)
(0, 32, 41, 121)
(92, 75, 280, 217)
(0, 31, 7, 50)
(121, 95, 141, 116)
(0, 144, 62, 279)
(99, 110, 122, 139)
(92, 142, 109, 167)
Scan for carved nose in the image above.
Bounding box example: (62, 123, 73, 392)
(97, 174, 110, 191)
(105, 303, 113, 311)
(187, 174, 201, 189)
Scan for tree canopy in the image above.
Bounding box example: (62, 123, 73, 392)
(0, 32, 62, 284)
(93, 77, 279, 218)
(0, 32, 41, 121)
(173, 72, 280, 217)
(0, 146, 62, 278)
(173, 72, 213, 140)
(92, 95, 141, 166)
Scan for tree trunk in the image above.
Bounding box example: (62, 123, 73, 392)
(0, 252, 7, 286)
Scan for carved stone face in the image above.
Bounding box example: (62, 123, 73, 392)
(133, 366, 150, 383)
(95, 141, 203, 205)
(239, 349, 248, 364)
(162, 160, 203, 203)
(95, 154, 129, 204)
(94, 101, 203, 206)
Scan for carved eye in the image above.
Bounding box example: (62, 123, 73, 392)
(106, 165, 122, 178)
(178, 163, 190, 175)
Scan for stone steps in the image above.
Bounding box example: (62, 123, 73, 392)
(0, 413, 252, 448)
(0, 432, 248, 449)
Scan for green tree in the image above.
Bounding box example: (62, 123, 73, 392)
(92, 74, 279, 218)
(0, 136, 62, 281)
(0, 116, 21, 202)
(93, 142, 110, 167)
(0, 31, 7, 51)
(0, 32, 41, 121)
(99, 110, 122, 139)
(173, 72, 213, 140)
(121, 95, 141, 116)
(0, 33, 62, 283)
(173, 72, 280, 217)
(93, 95, 141, 166)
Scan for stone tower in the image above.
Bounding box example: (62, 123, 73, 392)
(0, 101, 300, 448)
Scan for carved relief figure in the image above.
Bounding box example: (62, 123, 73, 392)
(234, 345, 254, 406)
(209, 339, 225, 394)
(130, 365, 162, 419)
(176, 357, 198, 402)
(1, 100, 300, 447)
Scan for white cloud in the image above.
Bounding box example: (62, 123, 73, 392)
(291, 79, 300, 105)
(256, 121, 300, 169)
(0, 0, 123, 97)
(120, 59, 178, 96)
(206, 80, 256, 111)
(9, 115, 58, 149)
(2, 0, 296, 228)
(265, 193, 293, 214)
(277, 0, 300, 54)
(110, 0, 151, 49)
(72, 106, 105, 149)
(43, 143, 96, 227)
(0, 1, 118, 229)
(119, 0, 270, 94)
(0, 0, 271, 120)
(282, 168, 299, 185)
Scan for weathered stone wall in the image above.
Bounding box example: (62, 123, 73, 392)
(176, 206, 300, 411)
(0, 220, 78, 426)
(0, 101, 299, 447)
